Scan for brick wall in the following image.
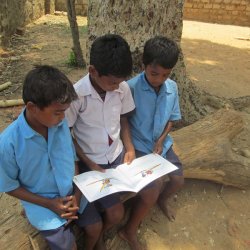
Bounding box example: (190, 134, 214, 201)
(55, 0, 249, 26)
(55, 0, 88, 16)
(184, 0, 250, 26)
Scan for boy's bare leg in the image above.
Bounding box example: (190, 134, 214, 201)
(72, 241, 77, 250)
(119, 184, 161, 250)
(84, 222, 103, 250)
(157, 175, 184, 221)
(95, 203, 124, 250)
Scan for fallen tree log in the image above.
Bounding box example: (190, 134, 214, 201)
(173, 109, 250, 188)
(0, 99, 24, 108)
(0, 81, 12, 92)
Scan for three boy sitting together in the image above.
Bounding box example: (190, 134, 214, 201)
(0, 34, 184, 250)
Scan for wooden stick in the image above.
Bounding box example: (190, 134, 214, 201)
(0, 99, 24, 108)
(28, 235, 39, 250)
(0, 81, 12, 92)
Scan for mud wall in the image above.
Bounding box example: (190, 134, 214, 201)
(55, 0, 88, 16)
(0, 0, 55, 47)
(184, 0, 250, 26)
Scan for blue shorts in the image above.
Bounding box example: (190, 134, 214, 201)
(40, 225, 75, 250)
(76, 150, 124, 227)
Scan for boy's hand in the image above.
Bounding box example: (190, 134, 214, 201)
(48, 196, 79, 220)
(88, 162, 105, 172)
(153, 140, 163, 155)
(124, 150, 135, 164)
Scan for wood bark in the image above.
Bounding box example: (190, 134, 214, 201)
(66, 0, 86, 68)
(172, 109, 250, 189)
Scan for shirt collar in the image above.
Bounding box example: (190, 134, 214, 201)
(75, 73, 123, 98)
(18, 109, 38, 139)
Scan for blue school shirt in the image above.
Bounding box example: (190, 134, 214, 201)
(128, 72, 181, 156)
(0, 110, 87, 231)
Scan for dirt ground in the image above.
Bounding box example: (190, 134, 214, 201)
(0, 15, 250, 250)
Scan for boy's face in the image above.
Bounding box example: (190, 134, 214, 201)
(89, 65, 125, 92)
(28, 102, 70, 128)
(144, 64, 172, 89)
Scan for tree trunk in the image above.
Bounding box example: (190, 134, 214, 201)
(66, 0, 86, 68)
(173, 109, 250, 189)
(87, 0, 208, 124)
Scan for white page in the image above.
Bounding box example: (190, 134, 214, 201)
(73, 168, 135, 202)
(116, 153, 178, 192)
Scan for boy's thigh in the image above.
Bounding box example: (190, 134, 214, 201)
(165, 147, 183, 177)
(40, 225, 75, 250)
(77, 194, 122, 227)
(97, 193, 121, 210)
(77, 202, 102, 228)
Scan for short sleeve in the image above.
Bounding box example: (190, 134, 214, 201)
(0, 139, 20, 192)
(65, 97, 85, 128)
(169, 84, 181, 121)
(120, 81, 135, 115)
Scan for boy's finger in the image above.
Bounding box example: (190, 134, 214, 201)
(62, 196, 73, 203)
(61, 211, 77, 218)
(62, 213, 78, 220)
(67, 206, 79, 212)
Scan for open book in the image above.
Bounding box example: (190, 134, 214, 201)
(73, 153, 178, 202)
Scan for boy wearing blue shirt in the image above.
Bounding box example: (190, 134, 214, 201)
(0, 65, 86, 250)
(119, 36, 184, 250)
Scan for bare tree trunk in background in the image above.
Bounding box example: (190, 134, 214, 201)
(87, 0, 210, 124)
(66, 0, 86, 67)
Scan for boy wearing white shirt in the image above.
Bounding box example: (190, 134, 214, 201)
(66, 34, 135, 250)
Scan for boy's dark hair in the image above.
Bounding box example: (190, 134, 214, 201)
(90, 34, 132, 78)
(22, 65, 77, 108)
(143, 36, 180, 69)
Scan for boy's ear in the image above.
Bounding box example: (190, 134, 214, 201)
(26, 101, 38, 113)
(89, 65, 98, 77)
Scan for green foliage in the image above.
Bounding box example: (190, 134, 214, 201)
(67, 50, 78, 67)
(79, 25, 88, 35)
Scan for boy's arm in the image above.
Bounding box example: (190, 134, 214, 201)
(154, 121, 173, 154)
(7, 187, 78, 220)
(120, 116, 135, 164)
(72, 136, 105, 172)
(73, 161, 81, 205)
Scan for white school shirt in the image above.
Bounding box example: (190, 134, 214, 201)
(66, 74, 135, 164)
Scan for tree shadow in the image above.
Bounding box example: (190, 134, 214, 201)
(181, 38, 250, 98)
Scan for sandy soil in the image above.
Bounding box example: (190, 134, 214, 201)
(182, 21, 250, 98)
(0, 15, 250, 250)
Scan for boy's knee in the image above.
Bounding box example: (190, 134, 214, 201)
(140, 187, 160, 206)
(171, 175, 184, 189)
(105, 203, 124, 224)
(84, 221, 103, 238)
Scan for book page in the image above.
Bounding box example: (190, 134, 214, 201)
(116, 153, 178, 192)
(73, 168, 135, 202)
